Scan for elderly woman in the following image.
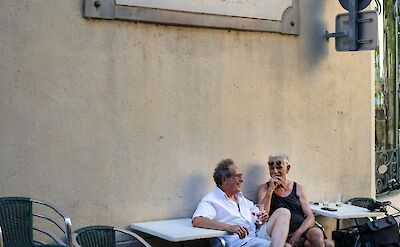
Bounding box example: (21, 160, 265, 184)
(257, 153, 333, 247)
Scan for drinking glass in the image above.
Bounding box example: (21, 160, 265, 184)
(257, 204, 264, 224)
(323, 196, 329, 207)
(336, 192, 343, 207)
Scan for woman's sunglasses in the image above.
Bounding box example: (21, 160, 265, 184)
(267, 160, 284, 166)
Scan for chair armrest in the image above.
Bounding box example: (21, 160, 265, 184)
(115, 228, 152, 247)
(220, 237, 226, 247)
(71, 233, 82, 247)
(31, 199, 72, 246)
(0, 226, 3, 247)
(209, 237, 226, 247)
(64, 217, 72, 246)
(315, 221, 324, 230)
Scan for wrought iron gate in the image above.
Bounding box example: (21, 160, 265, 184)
(375, 0, 400, 195)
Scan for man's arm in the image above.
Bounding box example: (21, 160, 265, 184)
(192, 216, 249, 239)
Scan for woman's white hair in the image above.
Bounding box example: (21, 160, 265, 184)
(268, 153, 289, 163)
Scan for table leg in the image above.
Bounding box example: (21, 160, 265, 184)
(336, 219, 340, 230)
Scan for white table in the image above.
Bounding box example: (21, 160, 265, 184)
(310, 203, 385, 229)
(130, 218, 227, 246)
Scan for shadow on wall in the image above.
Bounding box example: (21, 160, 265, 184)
(243, 163, 265, 203)
(301, 0, 328, 70)
(170, 164, 265, 218)
(174, 174, 209, 218)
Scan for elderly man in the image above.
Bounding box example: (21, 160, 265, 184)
(192, 159, 291, 247)
(257, 153, 333, 247)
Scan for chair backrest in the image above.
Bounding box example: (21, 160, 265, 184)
(345, 197, 375, 225)
(0, 197, 34, 246)
(74, 226, 116, 247)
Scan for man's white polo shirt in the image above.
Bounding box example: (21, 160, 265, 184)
(192, 187, 260, 247)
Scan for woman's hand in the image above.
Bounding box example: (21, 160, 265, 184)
(288, 231, 302, 247)
(268, 176, 282, 191)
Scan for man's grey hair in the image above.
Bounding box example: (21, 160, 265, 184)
(268, 153, 289, 164)
(213, 159, 234, 186)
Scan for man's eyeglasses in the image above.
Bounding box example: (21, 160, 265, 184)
(267, 160, 285, 167)
(229, 173, 243, 179)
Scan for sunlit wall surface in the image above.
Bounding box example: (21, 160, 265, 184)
(0, 1, 374, 242)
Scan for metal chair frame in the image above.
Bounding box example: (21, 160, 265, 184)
(345, 197, 376, 225)
(0, 226, 3, 247)
(209, 237, 226, 247)
(72, 226, 152, 247)
(0, 197, 72, 247)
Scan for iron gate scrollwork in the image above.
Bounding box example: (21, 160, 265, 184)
(376, 149, 398, 193)
(375, 0, 400, 195)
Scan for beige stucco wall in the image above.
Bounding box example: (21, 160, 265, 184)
(0, 0, 374, 239)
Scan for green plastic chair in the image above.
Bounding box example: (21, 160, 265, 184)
(72, 226, 152, 247)
(0, 196, 72, 247)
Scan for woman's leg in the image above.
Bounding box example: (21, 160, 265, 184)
(265, 208, 291, 247)
(304, 227, 324, 247)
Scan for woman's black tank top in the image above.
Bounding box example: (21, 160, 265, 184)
(268, 182, 305, 233)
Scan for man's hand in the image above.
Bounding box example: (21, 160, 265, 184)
(288, 231, 302, 247)
(227, 224, 249, 239)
